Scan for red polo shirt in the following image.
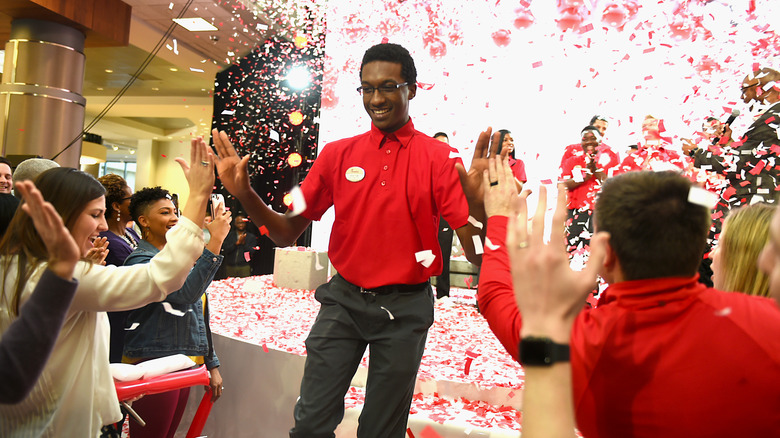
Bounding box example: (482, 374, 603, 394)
(478, 216, 780, 438)
(561, 145, 620, 210)
(300, 119, 469, 288)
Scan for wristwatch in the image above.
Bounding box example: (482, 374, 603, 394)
(519, 336, 570, 366)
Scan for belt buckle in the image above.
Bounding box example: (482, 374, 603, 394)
(359, 287, 376, 295)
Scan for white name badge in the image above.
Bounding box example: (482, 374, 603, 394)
(345, 166, 365, 182)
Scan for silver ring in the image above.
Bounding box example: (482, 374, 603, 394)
(489, 181, 498, 187)
(200, 161, 209, 167)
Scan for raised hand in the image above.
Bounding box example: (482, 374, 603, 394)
(483, 155, 520, 218)
(507, 185, 609, 342)
(456, 128, 505, 207)
(16, 180, 80, 279)
(176, 136, 215, 200)
(212, 129, 253, 198)
(206, 201, 232, 248)
(85, 237, 109, 266)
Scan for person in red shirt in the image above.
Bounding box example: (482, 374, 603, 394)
(213, 43, 496, 438)
(479, 166, 780, 438)
(560, 115, 610, 167)
(617, 115, 686, 173)
(561, 125, 619, 253)
(496, 129, 526, 190)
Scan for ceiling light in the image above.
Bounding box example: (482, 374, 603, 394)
(173, 17, 218, 32)
(285, 66, 311, 90)
(105, 69, 113, 73)
(129, 149, 136, 154)
(169, 68, 178, 72)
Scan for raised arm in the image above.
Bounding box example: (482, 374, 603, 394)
(507, 184, 608, 438)
(454, 128, 507, 266)
(212, 129, 311, 246)
(68, 137, 218, 312)
(0, 180, 80, 403)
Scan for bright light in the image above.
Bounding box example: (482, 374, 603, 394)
(282, 192, 294, 207)
(294, 34, 309, 49)
(287, 152, 303, 167)
(172, 18, 218, 32)
(286, 67, 310, 90)
(289, 110, 304, 126)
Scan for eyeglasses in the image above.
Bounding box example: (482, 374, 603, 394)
(121, 196, 132, 201)
(356, 82, 408, 95)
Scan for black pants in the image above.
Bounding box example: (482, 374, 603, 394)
(566, 208, 593, 253)
(290, 275, 434, 438)
(436, 217, 453, 298)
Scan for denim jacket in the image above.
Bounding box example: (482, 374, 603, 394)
(122, 239, 223, 369)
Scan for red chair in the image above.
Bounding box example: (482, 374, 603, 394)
(114, 365, 215, 438)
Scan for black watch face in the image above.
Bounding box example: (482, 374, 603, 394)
(520, 339, 552, 366)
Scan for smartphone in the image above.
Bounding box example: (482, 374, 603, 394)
(210, 193, 225, 217)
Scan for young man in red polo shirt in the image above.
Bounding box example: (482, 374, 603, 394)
(560, 125, 619, 253)
(479, 167, 780, 438)
(213, 43, 493, 437)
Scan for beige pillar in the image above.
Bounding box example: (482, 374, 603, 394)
(0, 19, 86, 168)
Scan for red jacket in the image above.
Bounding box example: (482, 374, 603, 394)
(478, 215, 780, 438)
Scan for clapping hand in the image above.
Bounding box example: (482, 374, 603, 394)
(85, 237, 109, 266)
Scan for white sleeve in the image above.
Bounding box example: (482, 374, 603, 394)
(67, 216, 205, 313)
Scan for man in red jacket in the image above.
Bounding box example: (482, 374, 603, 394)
(478, 167, 780, 438)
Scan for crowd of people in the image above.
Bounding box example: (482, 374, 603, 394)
(0, 41, 779, 438)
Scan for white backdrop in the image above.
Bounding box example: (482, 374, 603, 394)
(310, 0, 779, 251)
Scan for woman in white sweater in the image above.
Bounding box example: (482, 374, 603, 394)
(0, 138, 214, 437)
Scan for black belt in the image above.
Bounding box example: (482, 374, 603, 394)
(339, 275, 429, 295)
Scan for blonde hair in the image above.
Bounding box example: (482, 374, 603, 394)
(718, 204, 774, 297)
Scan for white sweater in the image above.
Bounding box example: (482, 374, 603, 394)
(0, 216, 204, 437)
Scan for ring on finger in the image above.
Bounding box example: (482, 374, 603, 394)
(489, 181, 499, 187)
(200, 160, 210, 167)
(517, 241, 529, 249)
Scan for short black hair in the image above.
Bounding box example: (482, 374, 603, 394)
(129, 186, 172, 224)
(594, 171, 710, 281)
(581, 125, 600, 136)
(433, 132, 449, 140)
(0, 157, 11, 168)
(360, 43, 417, 85)
(590, 115, 608, 125)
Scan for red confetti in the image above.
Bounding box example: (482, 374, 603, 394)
(406, 428, 415, 438)
(532, 60, 543, 68)
(420, 426, 442, 438)
(259, 225, 269, 236)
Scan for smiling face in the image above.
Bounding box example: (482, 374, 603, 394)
(71, 196, 108, 256)
(139, 198, 178, 244)
(361, 60, 415, 133)
(581, 130, 600, 153)
(0, 163, 12, 194)
(502, 133, 515, 154)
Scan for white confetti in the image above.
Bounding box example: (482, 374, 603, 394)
(221, 110, 235, 115)
(124, 322, 139, 331)
(485, 236, 500, 251)
(449, 150, 461, 159)
(467, 215, 483, 230)
(687, 186, 718, 209)
(269, 130, 280, 142)
(190, 67, 204, 73)
(162, 302, 186, 317)
(415, 250, 436, 268)
(287, 185, 307, 217)
(714, 307, 732, 316)
(173, 38, 178, 55)
(472, 235, 484, 255)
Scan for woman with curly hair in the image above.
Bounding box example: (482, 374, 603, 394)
(97, 173, 141, 363)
